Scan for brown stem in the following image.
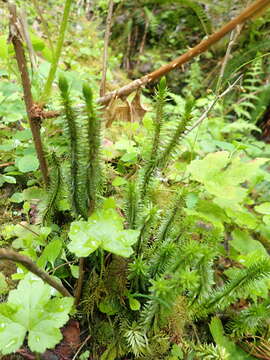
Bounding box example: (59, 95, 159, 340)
(74, 257, 85, 306)
(97, 0, 270, 106)
(138, 19, 149, 58)
(71, 334, 91, 360)
(0, 161, 15, 168)
(8, 3, 49, 186)
(0, 248, 72, 297)
(100, 0, 114, 97)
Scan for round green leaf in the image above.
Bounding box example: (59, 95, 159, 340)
(255, 202, 270, 215)
(10, 192, 24, 203)
(17, 155, 39, 173)
(129, 297, 141, 311)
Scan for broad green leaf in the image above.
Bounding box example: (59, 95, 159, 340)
(0, 277, 73, 354)
(68, 201, 138, 257)
(12, 225, 51, 250)
(100, 345, 117, 360)
(187, 152, 269, 207)
(0, 175, 16, 187)
(16, 155, 39, 173)
(209, 317, 255, 359)
(23, 186, 46, 201)
(255, 202, 270, 215)
(37, 238, 62, 268)
(225, 208, 258, 230)
(14, 129, 32, 141)
(10, 192, 24, 203)
(185, 200, 227, 230)
(70, 265, 79, 279)
(0, 37, 8, 59)
(112, 176, 127, 187)
(231, 229, 267, 257)
(98, 296, 121, 315)
(120, 151, 137, 163)
(80, 351, 90, 360)
(30, 33, 45, 51)
(129, 297, 141, 311)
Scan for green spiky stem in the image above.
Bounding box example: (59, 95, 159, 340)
(59, 76, 88, 219)
(83, 83, 102, 214)
(42, 154, 61, 225)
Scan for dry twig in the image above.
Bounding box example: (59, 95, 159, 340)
(0, 248, 72, 297)
(97, 0, 270, 107)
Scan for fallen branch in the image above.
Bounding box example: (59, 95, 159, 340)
(0, 248, 72, 297)
(97, 0, 270, 106)
(0, 161, 15, 168)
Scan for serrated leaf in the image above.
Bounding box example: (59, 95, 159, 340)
(68, 201, 138, 257)
(0, 277, 73, 354)
(187, 152, 269, 207)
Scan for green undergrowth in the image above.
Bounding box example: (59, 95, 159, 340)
(1, 1, 270, 359)
(1, 75, 270, 359)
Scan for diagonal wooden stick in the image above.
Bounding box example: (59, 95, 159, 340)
(0, 248, 72, 297)
(97, 0, 270, 106)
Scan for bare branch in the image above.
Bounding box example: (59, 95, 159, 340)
(0, 248, 72, 297)
(97, 0, 270, 106)
(185, 75, 243, 136)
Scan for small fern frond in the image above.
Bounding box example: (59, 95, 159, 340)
(233, 55, 263, 123)
(195, 344, 229, 360)
(227, 302, 270, 337)
(139, 298, 161, 334)
(222, 43, 270, 86)
(197, 258, 270, 317)
(177, 0, 212, 35)
(123, 321, 149, 357)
